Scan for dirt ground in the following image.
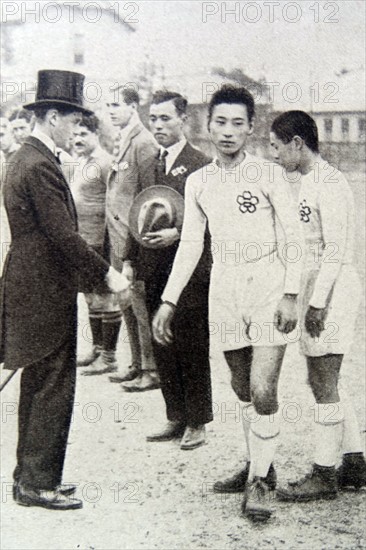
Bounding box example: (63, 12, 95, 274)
(1, 173, 365, 550)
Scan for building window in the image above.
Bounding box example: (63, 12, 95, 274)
(341, 118, 349, 141)
(73, 33, 84, 65)
(359, 118, 366, 141)
(324, 118, 333, 141)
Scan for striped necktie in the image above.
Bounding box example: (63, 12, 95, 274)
(156, 150, 168, 180)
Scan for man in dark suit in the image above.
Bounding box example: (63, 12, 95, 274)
(124, 91, 213, 450)
(0, 70, 129, 510)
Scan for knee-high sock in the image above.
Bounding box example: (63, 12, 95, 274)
(338, 387, 363, 455)
(314, 402, 344, 466)
(248, 411, 280, 480)
(241, 402, 253, 462)
(88, 315, 103, 347)
(102, 312, 122, 352)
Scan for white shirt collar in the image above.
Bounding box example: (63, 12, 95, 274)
(160, 138, 187, 175)
(32, 126, 58, 157)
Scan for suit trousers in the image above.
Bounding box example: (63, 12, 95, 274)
(110, 249, 156, 371)
(146, 282, 213, 427)
(13, 329, 77, 491)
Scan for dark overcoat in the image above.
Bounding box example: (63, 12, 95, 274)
(0, 137, 109, 370)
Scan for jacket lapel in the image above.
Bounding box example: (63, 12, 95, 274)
(168, 143, 193, 175)
(115, 122, 143, 164)
(25, 137, 78, 225)
(26, 136, 60, 171)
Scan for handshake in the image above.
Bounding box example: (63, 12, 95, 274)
(105, 266, 132, 296)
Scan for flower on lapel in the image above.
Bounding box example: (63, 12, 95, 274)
(111, 160, 129, 172)
(172, 165, 187, 177)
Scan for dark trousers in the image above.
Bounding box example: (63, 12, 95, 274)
(13, 332, 77, 491)
(146, 281, 213, 427)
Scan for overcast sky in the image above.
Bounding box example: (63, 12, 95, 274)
(2, 0, 365, 109)
(133, 0, 365, 108)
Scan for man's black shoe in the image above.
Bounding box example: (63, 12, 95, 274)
(13, 481, 76, 499)
(277, 464, 338, 502)
(146, 421, 186, 442)
(337, 452, 366, 490)
(15, 484, 83, 510)
(109, 363, 140, 383)
(214, 463, 276, 493)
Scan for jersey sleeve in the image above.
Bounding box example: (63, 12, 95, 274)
(161, 173, 207, 305)
(267, 164, 304, 295)
(309, 173, 350, 308)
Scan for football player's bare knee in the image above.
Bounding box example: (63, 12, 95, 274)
(251, 384, 278, 415)
(307, 355, 342, 403)
(225, 347, 251, 402)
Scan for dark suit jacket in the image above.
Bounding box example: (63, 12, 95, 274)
(0, 137, 109, 370)
(131, 142, 212, 310)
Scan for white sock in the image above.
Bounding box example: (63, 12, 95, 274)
(248, 412, 280, 480)
(338, 387, 363, 455)
(313, 402, 344, 466)
(241, 402, 253, 462)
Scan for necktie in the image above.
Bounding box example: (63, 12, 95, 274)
(55, 150, 62, 164)
(156, 150, 168, 180)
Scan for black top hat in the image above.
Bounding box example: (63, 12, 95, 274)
(129, 186, 185, 248)
(24, 70, 93, 115)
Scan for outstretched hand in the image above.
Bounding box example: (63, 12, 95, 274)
(105, 267, 131, 294)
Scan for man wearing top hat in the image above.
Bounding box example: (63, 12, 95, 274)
(125, 90, 213, 450)
(0, 69, 129, 510)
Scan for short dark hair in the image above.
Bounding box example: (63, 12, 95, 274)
(271, 111, 319, 153)
(208, 85, 255, 123)
(113, 86, 140, 105)
(151, 90, 188, 116)
(79, 113, 99, 133)
(9, 108, 33, 123)
(32, 104, 84, 121)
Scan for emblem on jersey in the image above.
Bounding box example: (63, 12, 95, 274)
(237, 191, 259, 214)
(299, 199, 311, 223)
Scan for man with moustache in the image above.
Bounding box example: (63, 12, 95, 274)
(124, 90, 213, 449)
(103, 86, 159, 385)
(0, 70, 129, 510)
(71, 114, 122, 374)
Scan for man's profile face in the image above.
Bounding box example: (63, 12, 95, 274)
(11, 118, 31, 144)
(149, 100, 185, 148)
(73, 126, 98, 157)
(53, 111, 82, 150)
(208, 103, 253, 156)
(107, 91, 135, 128)
(0, 117, 15, 152)
(270, 131, 300, 172)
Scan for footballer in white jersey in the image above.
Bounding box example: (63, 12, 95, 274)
(153, 85, 304, 522)
(270, 110, 366, 502)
